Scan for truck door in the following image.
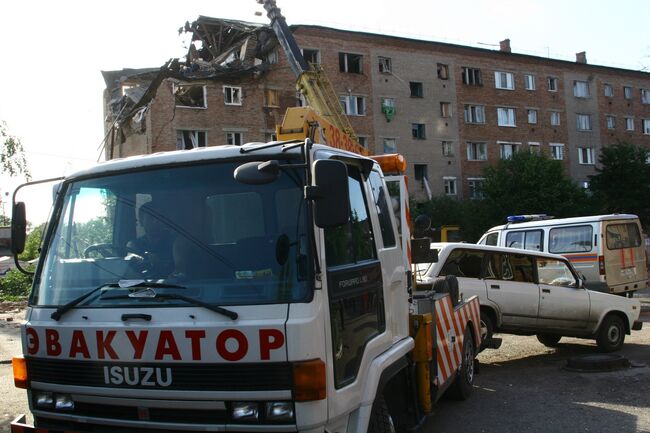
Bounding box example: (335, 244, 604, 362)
(323, 164, 387, 419)
(485, 252, 539, 329)
(536, 257, 589, 330)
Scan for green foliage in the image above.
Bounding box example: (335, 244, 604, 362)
(480, 151, 591, 222)
(588, 142, 650, 231)
(0, 121, 30, 179)
(74, 217, 113, 252)
(0, 266, 34, 300)
(18, 223, 46, 261)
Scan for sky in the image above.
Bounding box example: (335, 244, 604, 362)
(0, 0, 648, 223)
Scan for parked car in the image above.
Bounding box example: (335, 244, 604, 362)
(416, 243, 643, 352)
(477, 214, 648, 296)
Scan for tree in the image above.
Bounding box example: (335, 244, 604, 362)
(480, 151, 591, 224)
(19, 223, 46, 261)
(588, 142, 650, 230)
(0, 120, 30, 179)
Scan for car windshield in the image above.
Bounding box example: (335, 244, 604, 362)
(34, 160, 311, 308)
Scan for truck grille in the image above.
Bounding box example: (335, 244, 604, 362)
(27, 357, 293, 391)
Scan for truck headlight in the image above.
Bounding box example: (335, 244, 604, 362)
(265, 401, 294, 422)
(35, 391, 54, 408)
(54, 394, 75, 410)
(232, 402, 259, 422)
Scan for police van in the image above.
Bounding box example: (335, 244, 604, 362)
(478, 214, 648, 296)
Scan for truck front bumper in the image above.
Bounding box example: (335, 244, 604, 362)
(11, 414, 78, 433)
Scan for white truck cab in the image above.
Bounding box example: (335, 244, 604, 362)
(4, 141, 481, 433)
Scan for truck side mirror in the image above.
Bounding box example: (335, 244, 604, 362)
(411, 238, 438, 264)
(308, 160, 349, 228)
(11, 202, 27, 255)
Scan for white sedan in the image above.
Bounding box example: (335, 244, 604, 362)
(417, 243, 643, 352)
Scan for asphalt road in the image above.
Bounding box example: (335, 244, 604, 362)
(1, 292, 649, 433)
(426, 295, 650, 433)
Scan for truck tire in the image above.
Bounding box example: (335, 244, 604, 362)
(367, 394, 395, 433)
(447, 327, 475, 400)
(536, 333, 562, 347)
(479, 311, 494, 351)
(597, 315, 626, 352)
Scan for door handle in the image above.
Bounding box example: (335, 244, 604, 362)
(490, 284, 500, 289)
(542, 288, 551, 294)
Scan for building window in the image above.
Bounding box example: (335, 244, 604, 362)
(264, 89, 280, 107)
(302, 48, 320, 65)
(440, 102, 452, 118)
(437, 63, 449, 80)
(467, 142, 487, 161)
(339, 95, 366, 116)
(495, 71, 515, 90)
(573, 81, 590, 98)
(625, 117, 635, 131)
(176, 130, 206, 149)
(410, 82, 424, 98)
(174, 84, 207, 108)
(468, 178, 484, 199)
(643, 119, 650, 135)
(443, 177, 457, 195)
(464, 105, 485, 124)
(578, 147, 595, 165)
(497, 107, 516, 127)
(226, 132, 243, 146)
(524, 74, 536, 90)
(411, 123, 426, 139)
(357, 136, 369, 148)
(224, 86, 242, 105)
(442, 141, 454, 157)
(547, 77, 558, 92)
(641, 89, 650, 104)
(604, 84, 613, 97)
(624, 86, 633, 99)
(339, 52, 363, 74)
(264, 48, 279, 64)
(461, 67, 483, 85)
(550, 111, 561, 126)
(378, 56, 392, 74)
(606, 115, 616, 129)
(499, 141, 518, 159)
(383, 138, 397, 153)
(549, 143, 564, 160)
(576, 114, 592, 131)
(414, 164, 428, 181)
(528, 142, 541, 153)
(527, 109, 538, 124)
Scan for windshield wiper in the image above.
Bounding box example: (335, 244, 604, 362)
(50, 280, 188, 321)
(102, 289, 238, 320)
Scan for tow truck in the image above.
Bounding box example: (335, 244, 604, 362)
(3, 2, 482, 432)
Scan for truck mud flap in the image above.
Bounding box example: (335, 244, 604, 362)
(486, 337, 503, 349)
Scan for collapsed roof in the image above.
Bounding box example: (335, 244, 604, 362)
(102, 16, 279, 132)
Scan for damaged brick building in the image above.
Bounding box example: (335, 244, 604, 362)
(102, 16, 650, 200)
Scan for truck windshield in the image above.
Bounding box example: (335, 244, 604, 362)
(34, 160, 311, 307)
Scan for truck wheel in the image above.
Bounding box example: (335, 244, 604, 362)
(479, 311, 494, 351)
(448, 327, 475, 400)
(536, 333, 561, 347)
(367, 394, 395, 433)
(597, 315, 625, 352)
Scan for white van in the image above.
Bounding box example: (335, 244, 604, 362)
(478, 214, 648, 296)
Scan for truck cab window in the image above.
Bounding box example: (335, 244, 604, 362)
(324, 166, 377, 267)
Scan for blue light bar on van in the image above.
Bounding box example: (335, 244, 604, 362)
(506, 214, 554, 223)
